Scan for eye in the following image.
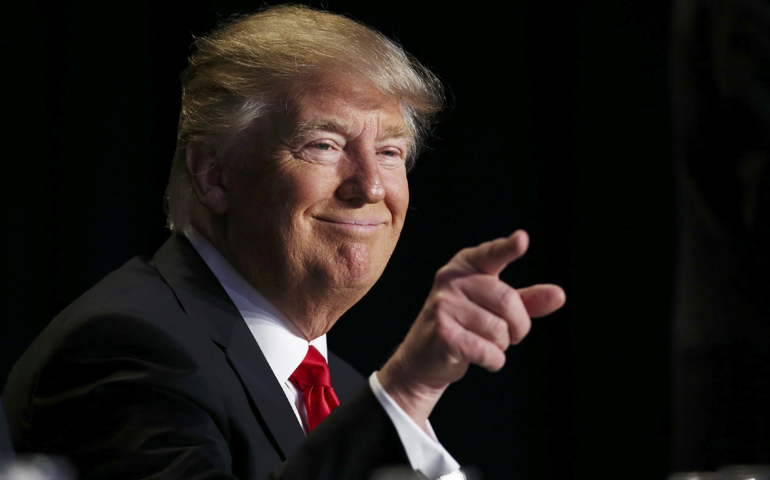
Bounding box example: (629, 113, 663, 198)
(310, 142, 333, 151)
(296, 139, 343, 165)
(302, 140, 341, 156)
(377, 148, 406, 164)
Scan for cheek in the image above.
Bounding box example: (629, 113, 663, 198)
(227, 163, 298, 244)
(281, 164, 340, 208)
(386, 173, 410, 223)
(268, 165, 342, 246)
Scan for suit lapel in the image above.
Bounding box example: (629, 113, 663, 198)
(152, 234, 306, 460)
(328, 353, 367, 403)
(225, 319, 306, 458)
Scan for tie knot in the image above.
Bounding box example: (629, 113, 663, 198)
(290, 346, 332, 388)
(289, 345, 340, 432)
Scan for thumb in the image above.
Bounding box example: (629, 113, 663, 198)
(517, 284, 566, 318)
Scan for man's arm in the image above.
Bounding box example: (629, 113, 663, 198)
(270, 387, 412, 480)
(4, 311, 412, 480)
(276, 231, 565, 480)
(3, 231, 563, 480)
(3, 312, 241, 480)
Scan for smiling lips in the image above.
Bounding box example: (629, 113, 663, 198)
(315, 217, 386, 230)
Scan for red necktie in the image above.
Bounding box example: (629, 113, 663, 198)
(290, 346, 340, 432)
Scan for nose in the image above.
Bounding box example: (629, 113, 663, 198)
(336, 149, 386, 204)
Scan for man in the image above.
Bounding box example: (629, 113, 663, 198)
(2, 5, 565, 479)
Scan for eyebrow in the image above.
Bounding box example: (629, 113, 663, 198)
(288, 119, 413, 145)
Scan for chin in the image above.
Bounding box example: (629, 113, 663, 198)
(335, 242, 391, 284)
(316, 263, 387, 305)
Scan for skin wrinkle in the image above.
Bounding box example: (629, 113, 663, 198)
(190, 79, 409, 341)
(287, 118, 414, 155)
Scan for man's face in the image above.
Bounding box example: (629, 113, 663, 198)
(221, 79, 410, 332)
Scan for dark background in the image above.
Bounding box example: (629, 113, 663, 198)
(1, 1, 675, 479)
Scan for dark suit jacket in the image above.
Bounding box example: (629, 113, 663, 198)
(2, 234, 410, 479)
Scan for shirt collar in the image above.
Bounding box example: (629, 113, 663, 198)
(185, 227, 328, 383)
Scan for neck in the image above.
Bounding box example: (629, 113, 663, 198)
(189, 216, 361, 341)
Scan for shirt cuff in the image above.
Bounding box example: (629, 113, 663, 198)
(369, 371, 461, 480)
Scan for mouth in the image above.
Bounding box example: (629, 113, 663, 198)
(314, 217, 386, 230)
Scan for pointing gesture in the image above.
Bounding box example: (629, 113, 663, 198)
(459, 227, 530, 275)
(378, 230, 566, 430)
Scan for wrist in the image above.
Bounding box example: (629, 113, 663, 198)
(378, 354, 448, 432)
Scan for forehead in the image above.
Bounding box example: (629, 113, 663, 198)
(287, 79, 408, 136)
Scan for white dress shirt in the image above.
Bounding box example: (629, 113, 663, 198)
(186, 228, 461, 479)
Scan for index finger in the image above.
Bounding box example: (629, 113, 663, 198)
(459, 230, 529, 276)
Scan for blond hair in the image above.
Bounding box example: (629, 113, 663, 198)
(165, 4, 444, 231)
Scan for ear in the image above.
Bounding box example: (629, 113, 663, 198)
(185, 141, 229, 215)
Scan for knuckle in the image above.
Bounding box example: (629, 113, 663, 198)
(452, 248, 477, 269)
(487, 316, 508, 340)
(510, 317, 532, 345)
(434, 265, 457, 284)
(476, 345, 504, 372)
(456, 246, 474, 258)
(434, 265, 449, 280)
(497, 286, 520, 312)
(432, 291, 453, 313)
(434, 316, 460, 346)
(491, 354, 506, 371)
(475, 347, 490, 366)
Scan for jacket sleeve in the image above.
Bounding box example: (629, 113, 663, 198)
(272, 387, 411, 480)
(4, 311, 412, 480)
(4, 312, 239, 480)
